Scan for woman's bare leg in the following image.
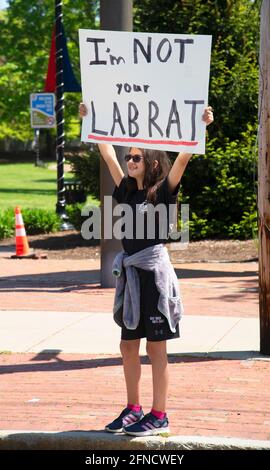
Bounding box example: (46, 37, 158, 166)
(146, 340, 169, 412)
(120, 339, 141, 405)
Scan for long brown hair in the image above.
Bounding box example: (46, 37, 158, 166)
(126, 149, 172, 205)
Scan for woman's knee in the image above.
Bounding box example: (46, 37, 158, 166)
(120, 339, 140, 358)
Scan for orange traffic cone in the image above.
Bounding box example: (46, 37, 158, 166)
(14, 206, 30, 257)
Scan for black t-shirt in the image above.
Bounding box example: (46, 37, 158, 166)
(112, 176, 180, 255)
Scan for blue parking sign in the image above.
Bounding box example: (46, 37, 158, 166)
(30, 93, 56, 128)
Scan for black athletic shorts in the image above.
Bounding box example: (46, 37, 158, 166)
(121, 267, 180, 342)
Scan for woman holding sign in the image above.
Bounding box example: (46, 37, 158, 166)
(79, 103, 213, 436)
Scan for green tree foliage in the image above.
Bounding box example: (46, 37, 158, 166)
(133, 0, 259, 239)
(134, 0, 260, 143)
(0, 0, 98, 141)
(68, 147, 100, 199)
(179, 124, 258, 239)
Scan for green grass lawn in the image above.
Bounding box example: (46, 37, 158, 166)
(0, 162, 98, 211)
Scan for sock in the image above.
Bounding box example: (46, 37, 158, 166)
(151, 408, 166, 420)
(127, 403, 141, 412)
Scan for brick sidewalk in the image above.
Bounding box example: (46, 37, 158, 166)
(0, 255, 265, 443)
(0, 258, 258, 317)
(0, 352, 269, 441)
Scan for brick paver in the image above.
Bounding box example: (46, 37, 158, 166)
(0, 258, 258, 317)
(0, 253, 265, 443)
(0, 352, 269, 440)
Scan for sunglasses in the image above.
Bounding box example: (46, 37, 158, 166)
(124, 154, 143, 163)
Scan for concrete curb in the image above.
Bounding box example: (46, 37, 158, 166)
(0, 431, 269, 450)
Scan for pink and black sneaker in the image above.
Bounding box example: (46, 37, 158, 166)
(123, 412, 170, 436)
(105, 407, 144, 433)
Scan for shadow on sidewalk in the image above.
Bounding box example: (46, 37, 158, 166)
(174, 267, 258, 279)
(0, 350, 265, 376)
(0, 270, 101, 292)
(0, 266, 257, 294)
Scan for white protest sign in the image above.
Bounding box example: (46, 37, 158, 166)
(79, 30, 211, 153)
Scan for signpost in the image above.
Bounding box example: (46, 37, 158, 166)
(30, 92, 56, 167)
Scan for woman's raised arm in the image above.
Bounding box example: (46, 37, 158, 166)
(167, 106, 214, 193)
(79, 103, 124, 187)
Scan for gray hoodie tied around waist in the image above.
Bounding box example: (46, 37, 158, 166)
(112, 243, 184, 333)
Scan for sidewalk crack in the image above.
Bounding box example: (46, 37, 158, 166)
(208, 318, 242, 353)
(24, 313, 98, 352)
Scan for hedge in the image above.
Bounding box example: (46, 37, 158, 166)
(0, 208, 60, 240)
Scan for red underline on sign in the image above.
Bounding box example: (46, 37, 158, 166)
(88, 134, 198, 146)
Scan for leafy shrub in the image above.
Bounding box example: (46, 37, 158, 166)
(179, 125, 258, 240)
(0, 203, 105, 240)
(227, 206, 258, 240)
(65, 202, 100, 234)
(65, 203, 85, 231)
(0, 208, 60, 239)
(0, 208, 14, 239)
(67, 149, 100, 200)
(22, 209, 60, 235)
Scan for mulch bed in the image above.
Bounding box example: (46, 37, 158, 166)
(1, 230, 258, 262)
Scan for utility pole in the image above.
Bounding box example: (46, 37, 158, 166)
(258, 0, 270, 354)
(100, 0, 133, 287)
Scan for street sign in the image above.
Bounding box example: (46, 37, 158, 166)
(30, 93, 56, 128)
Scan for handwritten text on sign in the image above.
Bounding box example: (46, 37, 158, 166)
(79, 30, 212, 153)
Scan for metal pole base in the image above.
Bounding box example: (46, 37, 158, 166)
(59, 220, 75, 231)
(56, 204, 75, 231)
